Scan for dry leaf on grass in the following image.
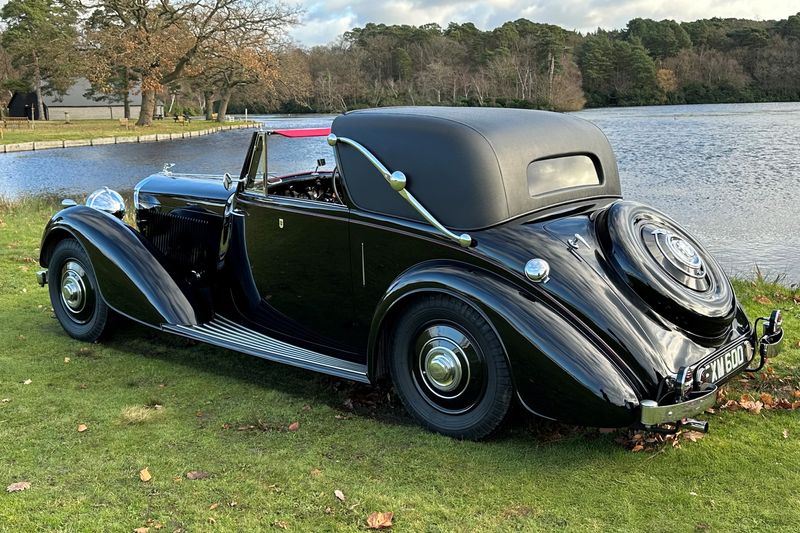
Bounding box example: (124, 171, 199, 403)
(683, 431, 705, 443)
(2, 398, 9, 403)
(274, 520, 288, 529)
(288, 421, 300, 432)
(139, 468, 152, 482)
(64, 357, 71, 363)
(6, 481, 31, 493)
(367, 511, 394, 529)
(133, 528, 149, 533)
(755, 295, 772, 305)
(334, 489, 345, 501)
(783, 429, 789, 439)
(77, 424, 88, 433)
(310, 468, 322, 477)
(22, 379, 32, 385)
(186, 471, 209, 480)
(209, 503, 219, 510)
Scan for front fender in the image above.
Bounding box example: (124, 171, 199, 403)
(370, 260, 642, 427)
(39, 206, 197, 327)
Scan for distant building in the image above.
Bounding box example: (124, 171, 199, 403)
(6, 79, 164, 120)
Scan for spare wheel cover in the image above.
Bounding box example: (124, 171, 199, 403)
(598, 201, 735, 336)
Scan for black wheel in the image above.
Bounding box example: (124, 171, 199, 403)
(597, 201, 735, 336)
(48, 238, 111, 342)
(388, 294, 512, 440)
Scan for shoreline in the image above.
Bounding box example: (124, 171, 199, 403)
(0, 123, 258, 154)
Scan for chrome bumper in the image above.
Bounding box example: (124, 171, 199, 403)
(640, 386, 717, 427)
(639, 309, 785, 430)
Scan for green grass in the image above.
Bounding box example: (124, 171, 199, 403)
(0, 119, 253, 145)
(1, 199, 798, 532)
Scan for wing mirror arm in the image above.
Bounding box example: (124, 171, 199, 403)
(327, 133, 472, 248)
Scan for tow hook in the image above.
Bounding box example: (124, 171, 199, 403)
(680, 418, 709, 433)
(36, 270, 48, 287)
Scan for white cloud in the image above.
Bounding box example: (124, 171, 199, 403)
(290, 0, 800, 46)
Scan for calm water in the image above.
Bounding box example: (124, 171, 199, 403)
(1, 103, 798, 282)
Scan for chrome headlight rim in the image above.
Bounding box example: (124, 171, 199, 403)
(86, 187, 126, 219)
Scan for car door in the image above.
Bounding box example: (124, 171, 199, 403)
(235, 192, 359, 359)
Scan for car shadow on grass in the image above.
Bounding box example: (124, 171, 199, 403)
(99, 320, 622, 452)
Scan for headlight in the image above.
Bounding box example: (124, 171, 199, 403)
(86, 187, 126, 219)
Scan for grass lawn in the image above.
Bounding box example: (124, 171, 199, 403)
(1, 198, 798, 532)
(0, 119, 254, 145)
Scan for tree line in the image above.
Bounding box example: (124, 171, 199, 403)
(1, 1, 799, 123)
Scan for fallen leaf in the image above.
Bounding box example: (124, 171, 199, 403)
(793, 390, 800, 399)
(288, 421, 300, 432)
(689, 491, 698, 496)
(133, 528, 149, 533)
(302, 404, 312, 411)
(631, 444, 644, 452)
(207, 517, 216, 525)
(704, 407, 716, 414)
(228, 501, 237, 507)
(77, 424, 88, 433)
(1, 398, 9, 403)
(783, 429, 789, 439)
(683, 431, 705, 443)
(186, 471, 209, 480)
(64, 357, 71, 363)
(139, 467, 152, 482)
(209, 503, 219, 510)
(22, 379, 32, 385)
(755, 295, 772, 305)
(6, 481, 31, 493)
(760, 392, 775, 407)
(310, 468, 322, 477)
(334, 489, 346, 501)
(324, 507, 333, 514)
(367, 511, 394, 529)
(274, 520, 288, 529)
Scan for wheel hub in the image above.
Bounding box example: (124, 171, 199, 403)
(641, 225, 709, 291)
(60, 267, 87, 313)
(424, 347, 463, 392)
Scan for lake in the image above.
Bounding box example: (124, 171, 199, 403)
(1, 102, 798, 282)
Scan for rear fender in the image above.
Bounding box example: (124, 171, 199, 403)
(39, 206, 197, 327)
(370, 260, 641, 427)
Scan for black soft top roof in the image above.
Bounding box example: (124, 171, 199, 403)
(332, 106, 621, 231)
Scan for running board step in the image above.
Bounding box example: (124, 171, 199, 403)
(165, 316, 369, 383)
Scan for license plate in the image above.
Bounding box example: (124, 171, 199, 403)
(696, 341, 752, 384)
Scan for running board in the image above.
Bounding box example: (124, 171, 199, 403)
(165, 316, 369, 383)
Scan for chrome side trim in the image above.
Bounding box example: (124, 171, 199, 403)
(164, 316, 369, 383)
(640, 385, 717, 426)
(360, 242, 366, 286)
(328, 133, 472, 248)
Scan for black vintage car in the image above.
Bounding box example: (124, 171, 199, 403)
(37, 107, 784, 439)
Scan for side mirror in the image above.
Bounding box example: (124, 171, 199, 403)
(223, 172, 247, 191)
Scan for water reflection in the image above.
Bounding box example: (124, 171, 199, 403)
(0, 105, 797, 281)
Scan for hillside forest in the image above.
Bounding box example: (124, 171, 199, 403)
(1, 0, 799, 123)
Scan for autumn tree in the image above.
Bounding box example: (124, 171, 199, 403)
(83, 0, 299, 126)
(1, 0, 79, 119)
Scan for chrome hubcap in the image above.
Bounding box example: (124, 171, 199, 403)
(423, 346, 463, 392)
(60, 265, 86, 313)
(412, 323, 485, 414)
(642, 225, 709, 291)
(58, 260, 94, 324)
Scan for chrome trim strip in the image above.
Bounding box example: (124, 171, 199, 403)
(360, 242, 366, 287)
(640, 385, 717, 426)
(164, 316, 369, 383)
(328, 133, 472, 248)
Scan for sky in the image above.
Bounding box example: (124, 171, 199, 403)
(289, 0, 800, 46)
